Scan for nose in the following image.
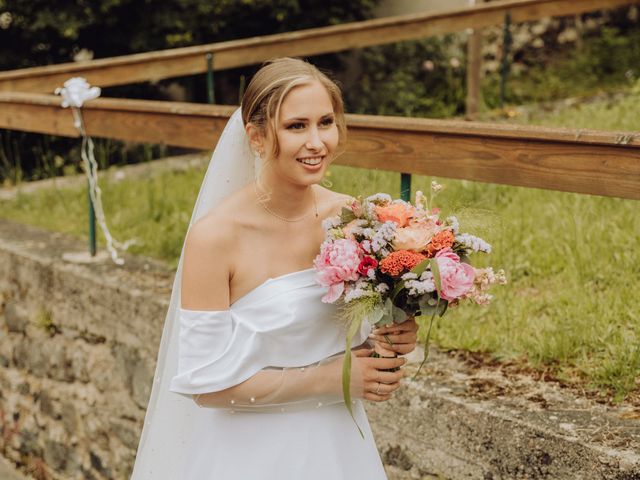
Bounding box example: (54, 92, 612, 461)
(305, 126, 323, 151)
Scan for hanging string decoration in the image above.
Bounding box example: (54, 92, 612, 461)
(56, 77, 136, 265)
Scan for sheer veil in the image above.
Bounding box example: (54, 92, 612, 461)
(130, 108, 255, 479)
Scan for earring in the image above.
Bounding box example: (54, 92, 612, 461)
(255, 150, 262, 162)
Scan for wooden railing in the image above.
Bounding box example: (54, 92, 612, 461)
(0, 0, 634, 93)
(1, 0, 638, 202)
(1, 92, 638, 200)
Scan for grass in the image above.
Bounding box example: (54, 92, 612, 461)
(1, 167, 205, 269)
(1, 88, 639, 401)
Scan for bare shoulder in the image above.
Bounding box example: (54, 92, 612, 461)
(181, 204, 236, 310)
(315, 185, 355, 218)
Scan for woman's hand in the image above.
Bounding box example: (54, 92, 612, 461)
(368, 317, 419, 356)
(351, 348, 406, 402)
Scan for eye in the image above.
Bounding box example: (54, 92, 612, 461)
(320, 117, 335, 127)
(286, 122, 305, 130)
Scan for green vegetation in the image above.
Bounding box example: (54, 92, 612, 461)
(1, 88, 639, 399)
(0, 166, 205, 269)
(348, 23, 640, 118)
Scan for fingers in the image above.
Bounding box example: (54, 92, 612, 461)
(371, 337, 417, 355)
(362, 378, 402, 402)
(363, 392, 393, 402)
(369, 331, 417, 345)
(375, 369, 405, 384)
(353, 348, 374, 357)
(369, 355, 406, 370)
(382, 343, 415, 355)
(372, 318, 418, 336)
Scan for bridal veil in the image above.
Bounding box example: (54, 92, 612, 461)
(130, 108, 255, 478)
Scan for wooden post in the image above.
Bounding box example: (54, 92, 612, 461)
(499, 11, 512, 107)
(466, 0, 484, 120)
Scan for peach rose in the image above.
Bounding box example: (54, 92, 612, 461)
(393, 225, 435, 252)
(375, 203, 414, 227)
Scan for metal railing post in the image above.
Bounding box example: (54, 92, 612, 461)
(206, 53, 215, 104)
(400, 172, 412, 202)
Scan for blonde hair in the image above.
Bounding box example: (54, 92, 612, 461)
(241, 57, 347, 160)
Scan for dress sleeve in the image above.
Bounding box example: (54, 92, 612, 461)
(169, 308, 364, 411)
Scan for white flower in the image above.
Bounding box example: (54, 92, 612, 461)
(420, 270, 434, 282)
(415, 190, 428, 210)
(370, 221, 396, 253)
(456, 233, 492, 253)
(401, 272, 418, 280)
(344, 282, 377, 303)
(365, 193, 392, 205)
(375, 283, 390, 294)
(446, 216, 459, 234)
(55, 77, 101, 108)
(322, 216, 341, 231)
(405, 278, 437, 296)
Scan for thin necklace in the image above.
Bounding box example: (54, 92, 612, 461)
(253, 182, 319, 222)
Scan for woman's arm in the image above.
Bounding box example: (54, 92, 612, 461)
(177, 212, 406, 409)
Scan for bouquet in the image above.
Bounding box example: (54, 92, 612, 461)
(313, 182, 506, 426)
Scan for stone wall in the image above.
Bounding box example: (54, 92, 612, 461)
(0, 219, 172, 479)
(1, 219, 638, 480)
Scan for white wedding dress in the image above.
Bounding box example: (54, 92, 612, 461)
(166, 268, 387, 479)
(130, 108, 388, 479)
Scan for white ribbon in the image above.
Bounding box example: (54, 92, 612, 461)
(56, 77, 136, 265)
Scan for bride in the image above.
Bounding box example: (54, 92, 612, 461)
(131, 57, 418, 479)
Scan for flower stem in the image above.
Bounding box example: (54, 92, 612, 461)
(413, 299, 439, 379)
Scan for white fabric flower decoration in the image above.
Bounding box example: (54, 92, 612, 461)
(55, 77, 101, 108)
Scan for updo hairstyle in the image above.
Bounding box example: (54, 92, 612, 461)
(241, 57, 347, 161)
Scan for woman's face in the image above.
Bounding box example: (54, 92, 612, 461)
(264, 80, 339, 186)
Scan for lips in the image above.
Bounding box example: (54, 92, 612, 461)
(296, 155, 324, 166)
(296, 155, 325, 173)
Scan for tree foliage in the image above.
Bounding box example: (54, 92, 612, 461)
(0, 0, 378, 70)
(0, 0, 379, 182)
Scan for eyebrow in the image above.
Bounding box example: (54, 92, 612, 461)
(282, 113, 334, 122)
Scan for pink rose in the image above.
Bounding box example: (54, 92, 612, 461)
(434, 247, 475, 301)
(314, 239, 362, 303)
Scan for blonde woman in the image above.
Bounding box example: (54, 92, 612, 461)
(131, 58, 418, 479)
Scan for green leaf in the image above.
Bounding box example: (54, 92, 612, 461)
(437, 300, 448, 317)
(390, 280, 405, 301)
(342, 316, 365, 438)
(392, 259, 432, 301)
(410, 258, 431, 277)
(418, 294, 436, 315)
(367, 306, 385, 324)
(340, 207, 356, 223)
(429, 258, 442, 294)
(391, 303, 408, 323)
